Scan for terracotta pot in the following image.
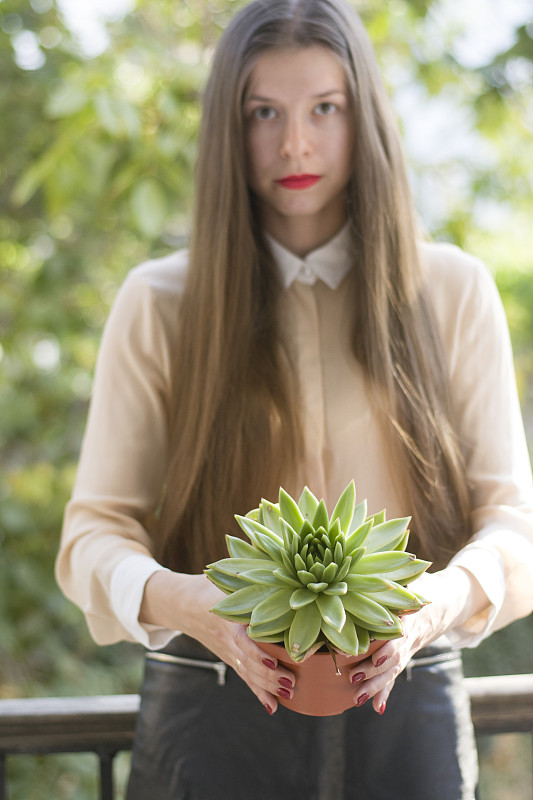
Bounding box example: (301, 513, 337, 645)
(259, 639, 385, 717)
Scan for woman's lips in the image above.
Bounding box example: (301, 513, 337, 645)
(276, 174, 321, 190)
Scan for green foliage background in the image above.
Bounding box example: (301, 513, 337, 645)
(1, 0, 532, 796)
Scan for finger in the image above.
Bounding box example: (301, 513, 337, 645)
(352, 652, 404, 707)
(372, 685, 392, 716)
(348, 639, 401, 685)
(232, 628, 296, 700)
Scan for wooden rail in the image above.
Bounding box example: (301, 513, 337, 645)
(1, 675, 533, 798)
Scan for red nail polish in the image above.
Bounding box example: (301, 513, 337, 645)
(356, 693, 369, 707)
(375, 656, 388, 668)
(277, 687, 291, 700)
(264, 703, 274, 715)
(278, 676, 293, 689)
(262, 658, 276, 670)
(379, 702, 387, 716)
(351, 672, 365, 684)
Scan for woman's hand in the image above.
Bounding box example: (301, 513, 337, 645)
(348, 607, 431, 715)
(348, 565, 489, 714)
(141, 570, 295, 715)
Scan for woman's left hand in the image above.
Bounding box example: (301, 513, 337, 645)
(348, 565, 488, 714)
(348, 606, 432, 715)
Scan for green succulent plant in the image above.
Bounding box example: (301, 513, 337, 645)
(205, 480, 431, 662)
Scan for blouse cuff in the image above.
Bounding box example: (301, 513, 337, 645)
(446, 542, 506, 648)
(110, 554, 180, 650)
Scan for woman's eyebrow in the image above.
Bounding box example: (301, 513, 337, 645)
(245, 94, 274, 103)
(246, 88, 345, 103)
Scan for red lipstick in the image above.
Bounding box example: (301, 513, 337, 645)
(276, 174, 321, 190)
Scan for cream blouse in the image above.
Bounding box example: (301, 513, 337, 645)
(56, 227, 533, 650)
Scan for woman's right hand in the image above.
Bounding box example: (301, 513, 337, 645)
(141, 570, 296, 715)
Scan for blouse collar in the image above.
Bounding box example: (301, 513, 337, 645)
(265, 223, 353, 290)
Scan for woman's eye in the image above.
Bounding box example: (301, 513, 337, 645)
(253, 106, 276, 120)
(315, 102, 336, 116)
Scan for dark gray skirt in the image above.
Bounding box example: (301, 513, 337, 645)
(126, 634, 478, 800)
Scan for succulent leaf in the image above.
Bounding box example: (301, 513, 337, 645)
(248, 609, 296, 637)
(345, 574, 395, 593)
(334, 540, 344, 564)
(250, 588, 294, 625)
(294, 553, 306, 572)
(288, 603, 322, 657)
(342, 592, 398, 628)
(273, 567, 301, 588)
(235, 515, 283, 546)
(260, 501, 282, 536)
(348, 499, 367, 534)
(394, 530, 410, 552)
(208, 557, 275, 576)
(307, 581, 328, 593)
(352, 622, 370, 653)
(247, 631, 285, 643)
(212, 584, 277, 617)
(297, 570, 315, 586)
(298, 486, 319, 521)
(321, 617, 358, 655)
(203, 569, 249, 594)
(238, 568, 286, 586)
(225, 535, 266, 560)
(299, 520, 314, 539)
(279, 487, 304, 533)
(280, 547, 296, 574)
(290, 589, 317, 610)
(312, 499, 329, 531)
(321, 561, 338, 584)
(329, 479, 355, 534)
(323, 581, 347, 595)
(368, 509, 386, 526)
(335, 556, 353, 582)
(345, 520, 372, 554)
(363, 517, 411, 554)
(316, 593, 346, 632)
(382, 559, 432, 583)
(352, 551, 415, 575)
(280, 518, 297, 551)
(366, 585, 426, 612)
(251, 531, 285, 564)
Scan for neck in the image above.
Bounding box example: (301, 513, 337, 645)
(260, 209, 347, 258)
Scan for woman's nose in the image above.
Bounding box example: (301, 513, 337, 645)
(279, 115, 312, 160)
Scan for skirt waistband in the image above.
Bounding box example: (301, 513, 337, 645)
(148, 634, 459, 674)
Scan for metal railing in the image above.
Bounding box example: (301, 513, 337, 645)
(1, 674, 533, 799)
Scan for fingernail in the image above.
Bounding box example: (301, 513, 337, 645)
(277, 687, 291, 700)
(356, 693, 369, 707)
(351, 672, 365, 684)
(379, 702, 387, 716)
(262, 658, 276, 670)
(278, 676, 293, 689)
(264, 703, 274, 715)
(375, 656, 388, 668)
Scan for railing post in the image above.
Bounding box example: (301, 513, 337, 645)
(99, 750, 115, 800)
(0, 754, 7, 800)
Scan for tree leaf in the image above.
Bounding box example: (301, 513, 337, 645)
(130, 178, 168, 237)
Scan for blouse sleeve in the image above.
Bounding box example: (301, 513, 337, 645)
(55, 256, 186, 646)
(428, 245, 533, 647)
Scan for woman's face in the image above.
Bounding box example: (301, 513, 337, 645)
(243, 46, 354, 254)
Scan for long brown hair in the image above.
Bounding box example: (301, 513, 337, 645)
(156, 0, 471, 573)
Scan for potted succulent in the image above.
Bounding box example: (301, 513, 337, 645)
(205, 480, 430, 716)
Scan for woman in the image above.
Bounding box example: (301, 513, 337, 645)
(56, 1, 533, 797)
